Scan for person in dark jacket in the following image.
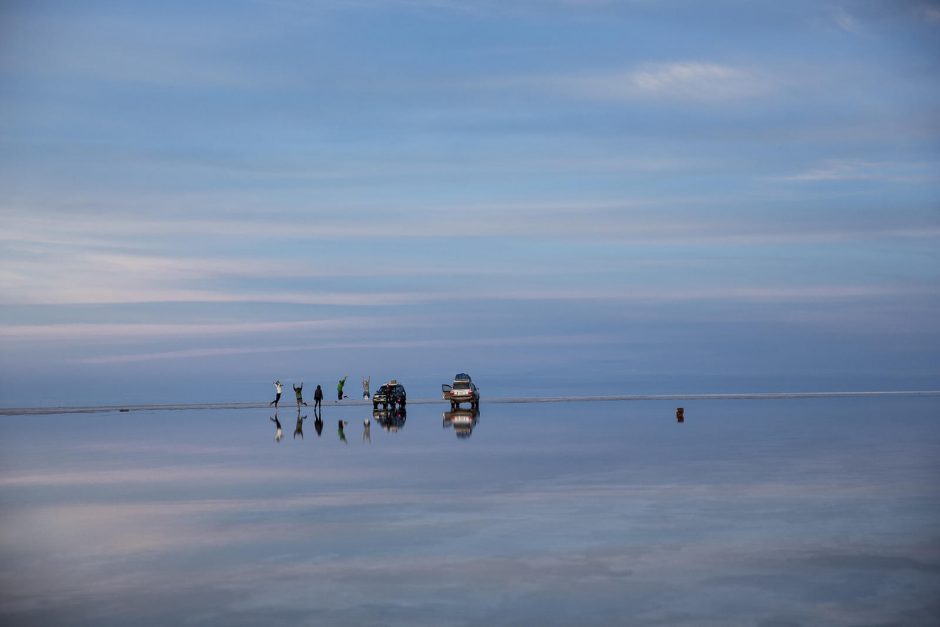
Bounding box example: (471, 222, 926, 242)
(313, 384, 324, 414)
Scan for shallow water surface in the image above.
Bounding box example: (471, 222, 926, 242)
(1, 397, 938, 626)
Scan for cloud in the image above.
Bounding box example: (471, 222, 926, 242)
(490, 62, 776, 103)
(922, 4, 940, 23)
(0, 318, 413, 341)
(834, 7, 859, 33)
(74, 333, 615, 364)
(1, 12, 288, 90)
(775, 159, 940, 183)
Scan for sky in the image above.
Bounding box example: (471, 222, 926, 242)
(1, 0, 938, 406)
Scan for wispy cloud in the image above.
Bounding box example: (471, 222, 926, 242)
(488, 62, 776, 103)
(776, 159, 940, 183)
(2, 12, 288, 90)
(0, 318, 413, 341)
(75, 333, 616, 364)
(922, 4, 940, 23)
(834, 7, 860, 33)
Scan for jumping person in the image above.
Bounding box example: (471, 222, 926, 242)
(293, 382, 307, 408)
(313, 384, 323, 413)
(337, 376, 347, 401)
(270, 380, 283, 408)
(362, 376, 370, 399)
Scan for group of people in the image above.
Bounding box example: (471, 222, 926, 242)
(269, 378, 341, 411)
(267, 376, 373, 444)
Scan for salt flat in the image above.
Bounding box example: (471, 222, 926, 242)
(1, 396, 938, 626)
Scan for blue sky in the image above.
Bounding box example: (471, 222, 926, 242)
(1, 0, 938, 405)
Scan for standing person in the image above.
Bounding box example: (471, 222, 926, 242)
(313, 384, 323, 414)
(362, 376, 370, 399)
(270, 380, 283, 408)
(293, 382, 307, 408)
(337, 376, 347, 401)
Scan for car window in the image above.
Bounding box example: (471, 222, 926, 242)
(454, 381, 470, 390)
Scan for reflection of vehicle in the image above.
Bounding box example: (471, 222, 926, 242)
(373, 380, 407, 409)
(373, 406, 407, 432)
(443, 407, 479, 439)
(442, 373, 480, 409)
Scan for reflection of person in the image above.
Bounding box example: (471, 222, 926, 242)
(270, 380, 283, 408)
(294, 411, 306, 439)
(313, 385, 323, 413)
(362, 376, 370, 399)
(293, 382, 307, 408)
(362, 419, 371, 443)
(270, 413, 283, 442)
(337, 376, 347, 401)
(314, 415, 324, 437)
(337, 419, 348, 443)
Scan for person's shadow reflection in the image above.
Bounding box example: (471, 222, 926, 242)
(294, 410, 307, 439)
(338, 420, 348, 444)
(362, 418, 371, 444)
(270, 412, 283, 442)
(314, 415, 324, 437)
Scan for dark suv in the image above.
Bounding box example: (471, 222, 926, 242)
(373, 380, 406, 409)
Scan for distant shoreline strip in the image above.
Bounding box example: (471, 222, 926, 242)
(1, 390, 939, 416)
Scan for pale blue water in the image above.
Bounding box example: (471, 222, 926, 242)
(1, 397, 938, 626)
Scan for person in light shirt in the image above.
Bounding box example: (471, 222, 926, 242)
(269, 380, 283, 408)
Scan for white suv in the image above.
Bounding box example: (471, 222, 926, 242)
(442, 373, 480, 409)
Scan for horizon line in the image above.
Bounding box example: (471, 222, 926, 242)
(2, 390, 939, 416)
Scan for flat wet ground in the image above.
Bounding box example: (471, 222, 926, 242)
(1, 397, 938, 626)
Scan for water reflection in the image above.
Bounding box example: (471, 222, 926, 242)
(314, 415, 323, 437)
(373, 407, 407, 432)
(362, 419, 371, 443)
(338, 420, 348, 444)
(443, 407, 479, 439)
(293, 410, 307, 439)
(3, 398, 939, 626)
(270, 412, 283, 442)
